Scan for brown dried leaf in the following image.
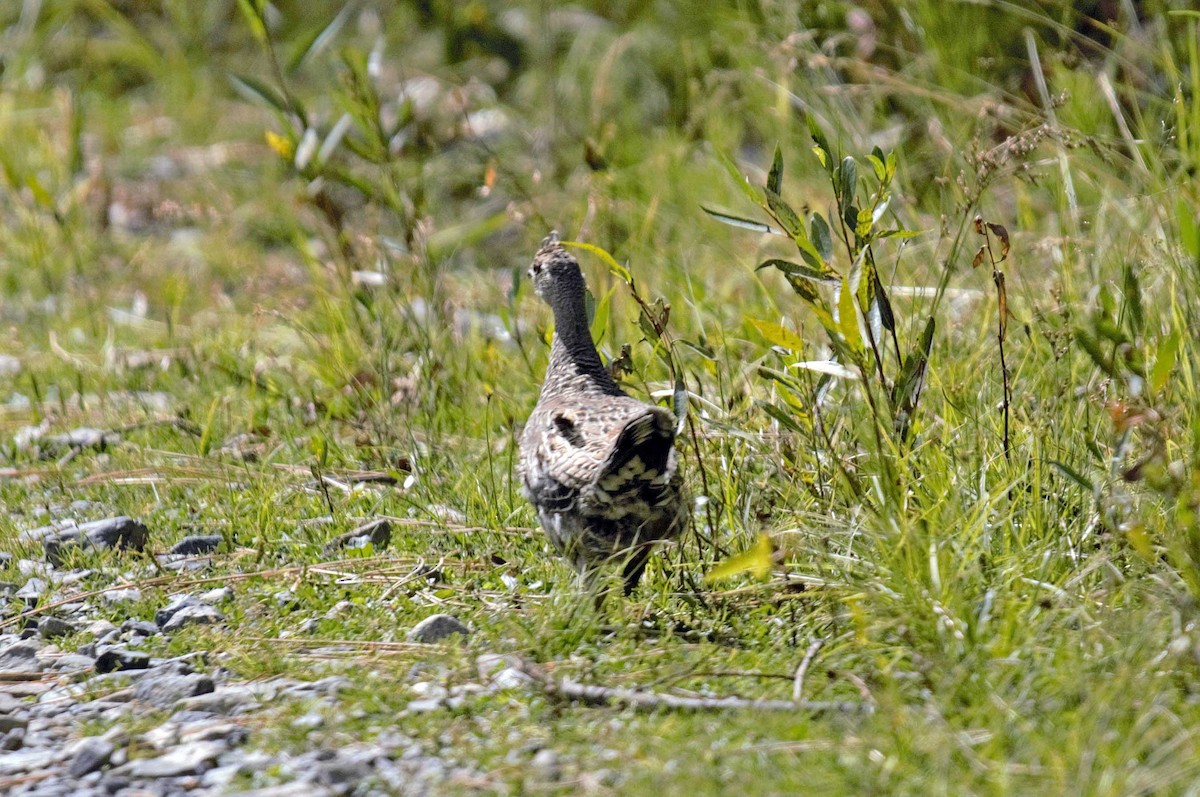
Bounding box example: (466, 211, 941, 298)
(973, 215, 985, 235)
(987, 223, 1010, 260)
(972, 245, 987, 269)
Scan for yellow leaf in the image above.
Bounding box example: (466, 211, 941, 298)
(265, 130, 293, 159)
(749, 319, 805, 352)
(837, 278, 862, 353)
(704, 533, 774, 583)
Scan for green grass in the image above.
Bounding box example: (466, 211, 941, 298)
(2, 1, 1200, 794)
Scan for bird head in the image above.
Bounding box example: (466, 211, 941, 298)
(528, 231, 585, 303)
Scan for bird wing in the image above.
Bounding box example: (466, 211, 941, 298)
(520, 397, 678, 514)
(588, 405, 678, 512)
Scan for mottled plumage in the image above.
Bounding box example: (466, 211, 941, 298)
(518, 232, 686, 595)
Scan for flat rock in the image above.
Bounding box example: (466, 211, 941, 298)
(117, 739, 225, 777)
(69, 737, 115, 777)
(101, 587, 142, 604)
(95, 647, 150, 673)
(0, 713, 28, 733)
(407, 613, 469, 643)
(155, 593, 200, 628)
(52, 653, 97, 671)
(35, 517, 149, 564)
(38, 616, 76, 639)
(226, 786, 335, 797)
(323, 518, 392, 553)
(0, 747, 56, 775)
(134, 666, 214, 708)
(14, 578, 47, 602)
(0, 639, 43, 671)
(177, 686, 257, 715)
(169, 534, 222, 556)
(161, 603, 224, 633)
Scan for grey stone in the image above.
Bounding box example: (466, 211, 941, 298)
(407, 613, 469, 643)
(116, 739, 225, 777)
(40, 517, 149, 564)
(0, 747, 55, 775)
(199, 587, 233, 604)
(155, 594, 200, 628)
(38, 616, 75, 639)
(531, 748, 562, 780)
(315, 754, 372, 786)
(169, 535, 222, 556)
(225, 786, 335, 797)
(69, 737, 114, 777)
(0, 693, 22, 714)
(14, 578, 47, 602)
(94, 647, 150, 673)
(84, 620, 118, 639)
(52, 653, 97, 671)
(47, 426, 115, 451)
(122, 619, 159, 636)
(323, 518, 392, 553)
(0, 639, 42, 671)
(0, 726, 23, 750)
(0, 714, 28, 733)
(177, 687, 257, 715)
(161, 603, 224, 633)
(178, 719, 247, 746)
(100, 587, 142, 604)
(134, 667, 214, 708)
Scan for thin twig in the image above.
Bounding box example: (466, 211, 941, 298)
(791, 638, 825, 702)
(513, 658, 871, 714)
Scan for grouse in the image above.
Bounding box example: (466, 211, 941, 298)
(518, 232, 687, 597)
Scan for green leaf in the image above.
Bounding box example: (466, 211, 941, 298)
(590, 286, 613, 344)
(838, 157, 858, 204)
(704, 533, 774, 583)
(228, 73, 290, 113)
(197, 395, 222, 457)
(288, 3, 353, 72)
(867, 152, 886, 182)
(757, 401, 805, 433)
(893, 316, 935, 407)
(1179, 197, 1200, 258)
(767, 144, 784, 195)
(1150, 331, 1179, 394)
(1122, 263, 1144, 336)
(701, 206, 783, 236)
(878, 228, 922, 240)
(872, 266, 895, 333)
(673, 376, 689, 435)
(750, 319, 805, 351)
(756, 258, 839, 285)
(837, 278, 862, 353)
(762, 187, 804, 238)
(892, 316, 935, 441)
(1049, 460, 1094, 491)
(843, 203, 860, 234)
(811, 213, 833, 262)
(806, 114, 833, 173)
(638, 307, 661, 343)
(235, 0, 268, 44)
(855, 206, 875, 238)
(561, 240, 631, 282)
(715, 151, 763, 206)
(1075, 327, 1118, 378)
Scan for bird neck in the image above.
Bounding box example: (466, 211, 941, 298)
(543, 291, 622, 396)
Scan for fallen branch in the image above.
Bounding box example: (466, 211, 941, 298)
(513, 658, 872, 714)
(792, 638, 825, 702)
